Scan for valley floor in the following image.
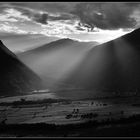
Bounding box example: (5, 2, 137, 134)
(0, 94, 140, 137)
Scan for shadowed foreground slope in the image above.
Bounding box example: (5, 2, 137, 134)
(0, 40, 43, 97)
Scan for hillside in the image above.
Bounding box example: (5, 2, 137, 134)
(63, 28, 140, 94)
(18, 38, 98, 89)
(18, 29, 140, 98)
(0, 40, 43, 97)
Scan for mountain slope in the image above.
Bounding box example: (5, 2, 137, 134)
(63, 28, 140, 94)
(0, 40, 43, 97)
(18, 29, 140, 98)
(1, 32, 59, 53)
(18, 38, 98, 88)
(18, 38, 98, 57)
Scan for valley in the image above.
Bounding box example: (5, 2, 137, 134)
(1, 93, 140, 136)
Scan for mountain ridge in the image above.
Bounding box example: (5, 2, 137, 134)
(63, 28, 140, 92)
(0, 40, 43, 97)
(18, 38, 99, 55)
(18, 28, 140, 98)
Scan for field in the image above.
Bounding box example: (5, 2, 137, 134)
(1, 93, 140, 137)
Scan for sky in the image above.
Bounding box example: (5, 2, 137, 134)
(0, 2, 140, 52)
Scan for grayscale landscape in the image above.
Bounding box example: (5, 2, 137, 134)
(0, 2, 140, 137)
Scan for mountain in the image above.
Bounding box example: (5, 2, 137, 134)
(18, 28, 140, 99)
(0, 32, 59, 53)
(61, 28, 140, 95)
(0, 40, 43, 97)
(18, 38, 98, 88)
(18, 38, 98, 55)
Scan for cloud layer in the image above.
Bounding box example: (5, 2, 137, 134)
(4, 2, 140, 30)
(0, 2, 139, 43)
(72, 2, 140, 30)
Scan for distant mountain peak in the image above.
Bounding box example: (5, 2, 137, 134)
(54, 38, 78, 43)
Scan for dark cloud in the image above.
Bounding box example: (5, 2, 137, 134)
(9, 2, 77, 14)
(9, 6, 49, 25)
(71, 2, 140, 30)
(48, 13, 77, 21)
(33, 13, 48, 24)
(1, 3, 76, 25)
(1, 2, 140, 30)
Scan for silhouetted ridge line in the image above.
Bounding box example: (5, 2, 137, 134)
(0, 40, 17, 58)
(0, 40, 43, 97)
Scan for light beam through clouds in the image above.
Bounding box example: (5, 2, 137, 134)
(1, 2, 139, 97)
